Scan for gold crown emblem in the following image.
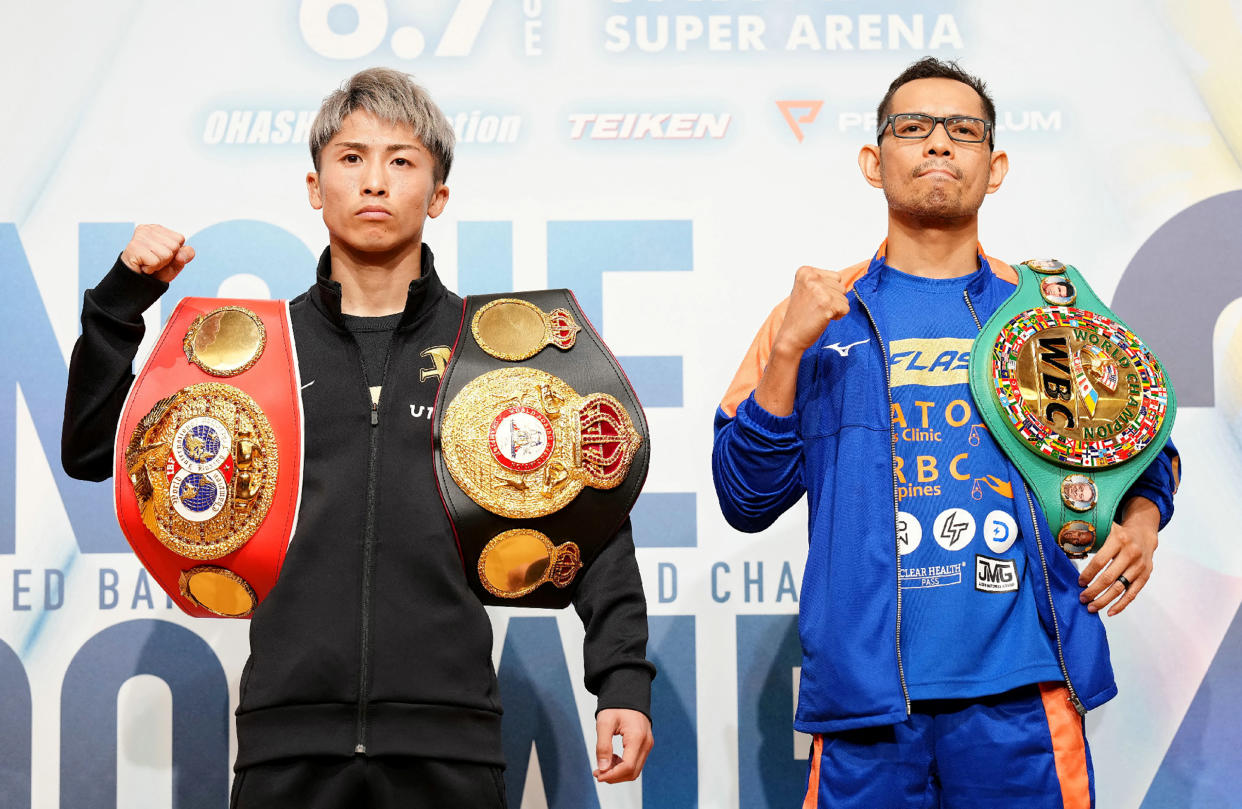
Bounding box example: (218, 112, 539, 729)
(442, 368, 641, 519)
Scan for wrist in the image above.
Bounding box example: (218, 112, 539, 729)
(770, 337, 808, 364)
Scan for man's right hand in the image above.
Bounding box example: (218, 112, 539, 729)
(120, 224, 195, 283)
(772, 265, 851, 355)
(753, 265, 851, 417)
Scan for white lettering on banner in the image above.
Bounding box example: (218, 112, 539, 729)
(451, 111, 523, 144)
(602, 13, 961, 53)
(202, 110, 520, 145)
(567, 113, 731, 140)
(524, 0, 543, 56)
(299, 0, 538, 61)
(604, 15, 767, 52)
(836, 110, 1063, 134)
(785, 14, 962, 51)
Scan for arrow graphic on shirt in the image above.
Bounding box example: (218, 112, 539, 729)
(940, 512, 970, 547)
(823, 339, 868, 357)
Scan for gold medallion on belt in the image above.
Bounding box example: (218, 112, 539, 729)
(440, 366, 642, 519)
(124, 381, 278, 561)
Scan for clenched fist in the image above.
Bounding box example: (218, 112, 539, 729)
(120, 224, 195, 283)
(773, 266, 851, 355)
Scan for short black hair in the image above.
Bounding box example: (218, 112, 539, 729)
(876, 57, 996, 146)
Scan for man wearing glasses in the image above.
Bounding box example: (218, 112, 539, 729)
(713, 58, 1179, 807)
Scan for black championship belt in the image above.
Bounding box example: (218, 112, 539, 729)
(432, 291, 650, 607)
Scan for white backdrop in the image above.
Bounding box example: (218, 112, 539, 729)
(2, 1, 1240, 807)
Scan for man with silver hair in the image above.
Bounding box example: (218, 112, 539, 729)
(63, 67, 655, 807)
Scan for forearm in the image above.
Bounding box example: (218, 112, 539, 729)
(753, 341, 803, 417)
(1117, 440, 1180, 529)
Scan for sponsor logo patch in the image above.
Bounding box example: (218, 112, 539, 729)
(975, 555, 1019, 593)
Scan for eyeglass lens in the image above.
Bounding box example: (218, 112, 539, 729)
(891, 114, 988, 143)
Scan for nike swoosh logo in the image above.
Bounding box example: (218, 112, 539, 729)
(823, 339, 868, 357)
(301, 380, 316, 390)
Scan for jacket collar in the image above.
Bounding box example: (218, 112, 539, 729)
(850, 238, 997, 298)
(312, 243, 446, 330)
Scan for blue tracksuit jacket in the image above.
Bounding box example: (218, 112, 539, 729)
(712, 252, 1180, 734)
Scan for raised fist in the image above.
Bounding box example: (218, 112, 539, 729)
(120, 224, 195, 283)
(774, 265, 851, 354)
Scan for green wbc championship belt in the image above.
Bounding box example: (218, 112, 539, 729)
(968, 259, 1176, 557)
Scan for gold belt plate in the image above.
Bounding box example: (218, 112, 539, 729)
(124, 382, 278, 559)
(441, 367, 642, 519)
(471, 298, 581, 361)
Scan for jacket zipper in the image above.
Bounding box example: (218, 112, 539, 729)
(352, 335, 397, 754)
(963, 289, 1086, 716)
(853, 289, 912, 716)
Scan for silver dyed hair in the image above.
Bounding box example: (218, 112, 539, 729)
(310, 67, 455, 184)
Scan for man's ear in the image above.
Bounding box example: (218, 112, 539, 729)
(986, 149, 1009, 195)
(858, 144, 883, 189)
(306, 172, 323, 210)
(427, 183, 450, 219)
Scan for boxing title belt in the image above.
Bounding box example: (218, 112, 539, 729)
(968, 260, 1176, 558)
(433, 292, 649, 608)
(114, 298, 302, 618)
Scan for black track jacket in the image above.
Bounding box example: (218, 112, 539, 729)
(62, 245, 655, 768)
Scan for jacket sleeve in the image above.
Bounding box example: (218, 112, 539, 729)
(1117, 439, 1181, 530)
(572, 517, 656, 718)
(711, 298, 807, 533)
(712, 396, 806, 533)
(61, 257, 168, 482)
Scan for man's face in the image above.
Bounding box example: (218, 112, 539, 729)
(306, 110, 449, 257)
(1043, 280, 1071, 299)
(1065, 482, 1094, 503)
(860, 77, 1007, 220)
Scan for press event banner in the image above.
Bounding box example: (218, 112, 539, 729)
(2, 2, 1240, 807)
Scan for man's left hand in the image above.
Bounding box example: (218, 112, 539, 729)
(593, 708, 653, 784)
(1078, 496, 1160, 617)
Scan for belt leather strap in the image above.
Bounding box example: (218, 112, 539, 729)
(969, 260, 1176, 556)
(433, 290, 650, 608)
(114, 297, 303, 617)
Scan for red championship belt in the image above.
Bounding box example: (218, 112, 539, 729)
(113, 299, 303, 618)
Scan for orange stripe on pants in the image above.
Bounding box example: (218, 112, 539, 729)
(1039, 683, 1091, 809)
(802, 734, 823, 809)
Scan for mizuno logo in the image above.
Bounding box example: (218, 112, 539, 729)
(823, 339, 868, 357)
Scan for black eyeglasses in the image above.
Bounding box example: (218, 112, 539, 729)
(877, 113, 993, 144)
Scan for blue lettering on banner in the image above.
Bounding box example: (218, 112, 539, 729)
(458, 221, 514, 295)
(100, 568, 119, 610)
(645, 616, 698, 808)
(12, 569, 31, 611)
(497, 615, 700, 807)
(0, 224, 123, 555)
(631, 493, 696, 548)
(744, 561, 763, 603)
(737, 614, 805, 809)
(60, 620, 229, 809)
(0, 639, 31, 809)
(546, 219, 690, 409)
(658, 562, 678, 603)
(712, 562, 730, 603)
(499, 617, 600, 809)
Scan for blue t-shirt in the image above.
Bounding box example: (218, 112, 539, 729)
(870, 259, 1063, 701)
